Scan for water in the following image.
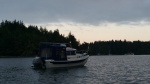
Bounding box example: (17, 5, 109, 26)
(1, 55, 150, 84)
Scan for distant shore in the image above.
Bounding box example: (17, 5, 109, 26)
(0, 56, 36, 58)
(1, 55, 150, 58)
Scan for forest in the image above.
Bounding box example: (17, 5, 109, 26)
(0, 20, 150, 56)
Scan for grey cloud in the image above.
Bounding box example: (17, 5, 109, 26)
(0, 0, 150, 25)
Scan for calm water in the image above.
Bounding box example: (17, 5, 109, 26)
(1, 55, 150, 84)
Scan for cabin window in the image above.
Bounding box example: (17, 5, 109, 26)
(66, 51, 76, 55)
(56, 49, 65, 59)
(67, 51, 70, 55)
(40, 48, 52, 59)
(71, 51, 76, 55)
(54, 48, 66, 60)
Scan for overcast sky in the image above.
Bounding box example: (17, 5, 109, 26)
(1, 0, 150, 42)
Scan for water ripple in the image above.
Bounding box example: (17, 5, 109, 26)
(1, 55, 150, 84)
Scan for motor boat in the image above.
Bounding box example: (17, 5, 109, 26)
(32, 42, 89, 69)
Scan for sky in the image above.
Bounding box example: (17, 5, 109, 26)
(0, 0, 150, 43)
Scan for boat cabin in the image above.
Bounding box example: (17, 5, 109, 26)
(39, 43, 67, 61)
(66, 47, 76, 56)
(39, 43, 78, 61)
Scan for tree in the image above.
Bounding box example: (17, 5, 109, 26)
(67, 32, 79, 49)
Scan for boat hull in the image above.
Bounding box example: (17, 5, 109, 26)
(45, 57, 88, 68)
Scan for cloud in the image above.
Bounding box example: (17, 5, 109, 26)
(34, 21, 150, 42)
(0, 0, 150, 25)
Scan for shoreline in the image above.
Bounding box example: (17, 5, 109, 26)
(0, 56, 36, 58)
(1, 55, 150, 58)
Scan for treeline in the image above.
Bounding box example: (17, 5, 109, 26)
(0, 20, 150, 56)
(80, 40, 150, 55)
(0, 20, 79, 56)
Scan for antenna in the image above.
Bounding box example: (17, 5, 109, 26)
(86, 44, 89, 53)
(88, 45, 89, 50)
(69, 41, 72, 47)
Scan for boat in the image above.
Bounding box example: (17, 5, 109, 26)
(32, 42, 89, 69)
(124, 52, 134, 55)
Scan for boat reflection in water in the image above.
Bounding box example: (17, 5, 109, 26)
(32, 42, 89, 69)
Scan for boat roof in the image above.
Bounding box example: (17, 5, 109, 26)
(40, 42, 69, 47)
(66, 47, 76, 51)
(39, 42, 76, 51)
